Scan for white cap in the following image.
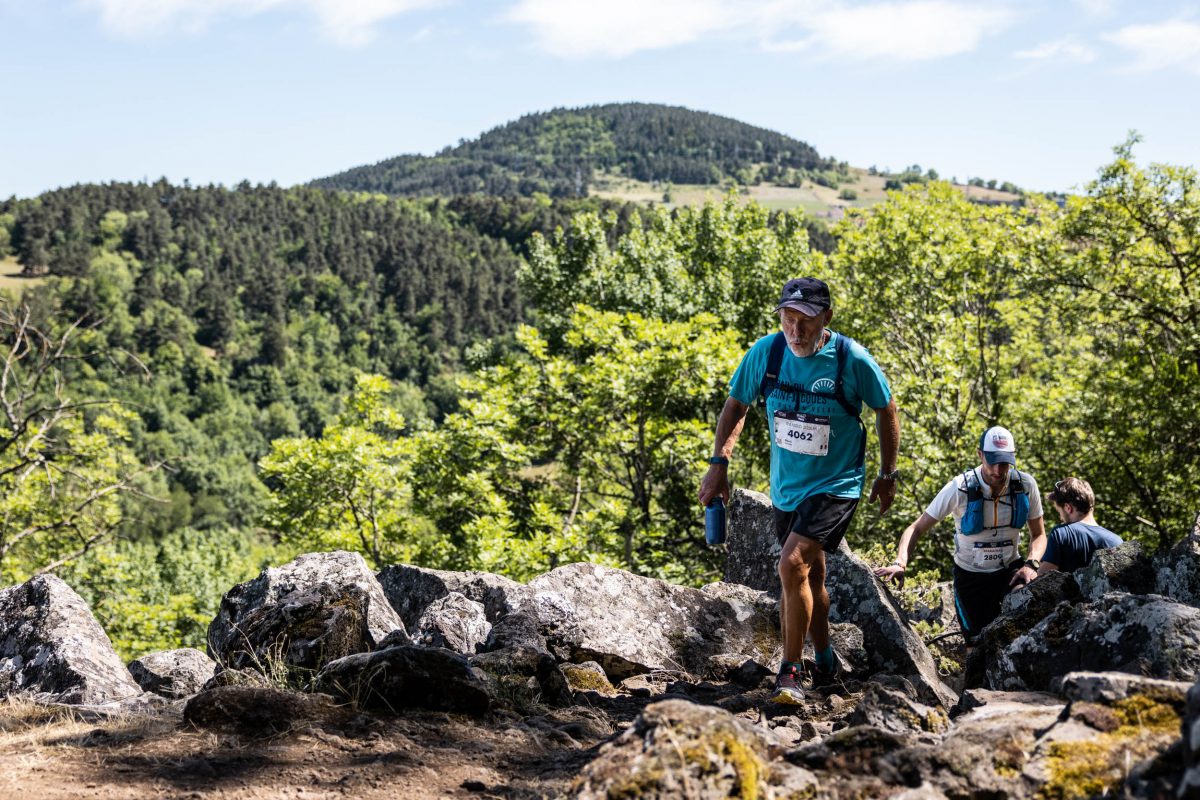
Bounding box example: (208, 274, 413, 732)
(979, 425, 1016, 465)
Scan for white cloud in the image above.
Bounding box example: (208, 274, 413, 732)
(1102, 18, 1200, 74)
(803, 1, 1013, 61)
(505, 0, 1012, 61)
(1013, 35, 1097, 63)
(1072, 0, 1117, 17)
(504, 0, 733, 59)
(80, 0, 441, 46)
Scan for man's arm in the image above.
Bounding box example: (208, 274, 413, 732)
(873, 511, 938, 587)
(698, 396, 750, 506)
(1010, 515, 1047, 587)
(866, 398, 900, 515)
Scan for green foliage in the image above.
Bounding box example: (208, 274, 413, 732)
(409, 307, 742, 582)
(260, 374, 429, 569)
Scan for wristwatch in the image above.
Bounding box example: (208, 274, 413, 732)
(877, 469, 900, 481)
(1024, 558, 1041, 571)
(708, 456, 730, 466)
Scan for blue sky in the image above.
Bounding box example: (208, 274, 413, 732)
(2, 0, 1198, 199)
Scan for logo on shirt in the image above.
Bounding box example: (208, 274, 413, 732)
(811, 378, 836, 393)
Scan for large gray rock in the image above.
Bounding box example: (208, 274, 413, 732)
(842, 682, 949, 736)
(1077, 541, 1156, 601)
(211, 582, 375, 677)
(1058, 671, 1192, 705)
(128, 648, 216, 699)
(723, 489, 779, 592)
(963, 570, 1081, 689)
(316, 643, 492, 715)
(514, 562, 778, 681)
(377, 563, 529, 628)
(574, 699, 818, 799)
(0, 575, 143, 705)
(411, 592, 490, 654)
(989, 592, 1200, 691)
(826, 549, 958, 709)
(208, 551, 404, 664)
(1157, 524, 1200, 607)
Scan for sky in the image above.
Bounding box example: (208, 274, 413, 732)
(1, 0, 1198, 199)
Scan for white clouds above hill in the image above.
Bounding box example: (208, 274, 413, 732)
(81, 0, 441, 46)
(1102, 18, 1200, 74)
(504, 0, 1012, 61)
(1013, 36, 1097, 63)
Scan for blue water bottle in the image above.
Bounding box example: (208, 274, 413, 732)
(705, 497, 727, 546)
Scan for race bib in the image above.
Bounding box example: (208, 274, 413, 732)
(773, 411, 830, 456)
(970, 540, 1014, 569)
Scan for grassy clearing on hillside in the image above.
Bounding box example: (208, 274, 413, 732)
(591, 168, 1020, 218)
(0, 257, 44, 299)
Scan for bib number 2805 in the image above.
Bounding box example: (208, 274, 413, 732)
(773, 411, 830, 456)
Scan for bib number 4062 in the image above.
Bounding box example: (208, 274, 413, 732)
(773, 411, 830, 456)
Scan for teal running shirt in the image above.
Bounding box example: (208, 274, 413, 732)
(728, 331, 892, 510)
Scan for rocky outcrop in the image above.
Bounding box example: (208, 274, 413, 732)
(512, 562, 778, 681)
(573, 698, 818, 799)
(376, 564, 528, 628)
(842, 681, 949, 735)
(211, 582, 375, 676)
(208, 551, 405, 666)
(1077, 541, 1156, 600)
(1157, 526, 1200, 608)
(723, 489, 779, 592)
(128, 648, 216, 699)
(826, 549, 958, 709)
(963, 570, 1081, 688)
(989, 593, 1200, 691)
(411, 592, 490, 654)
(316, 643, 492, 715)
(0, 575, 143, 705)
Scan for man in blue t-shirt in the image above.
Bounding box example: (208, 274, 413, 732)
(1039, 477, 1122, 574)
(698, 277, 899, 704)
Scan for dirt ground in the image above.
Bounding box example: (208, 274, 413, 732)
(0, 685, 688, 800)
(0, 674, 859, 800)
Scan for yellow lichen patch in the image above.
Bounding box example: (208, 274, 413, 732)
(681, 729, 764, 800)
(561, 665, 616, 695)
(1038, 694, 1181, 800)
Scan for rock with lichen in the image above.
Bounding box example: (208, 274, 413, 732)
(208, 551, 406, 668)
(411, 591, 490, 654)
(0, 575, 145, 706)
(376, 563, 529, 628)
(963, 570, 1081, 689)
(989, 592, 1200, 691)
(508, 562, 778, 681)
(573, 698, 818, 799)
(1077, 541, 1156, 601)
(128, 648, 216, 699)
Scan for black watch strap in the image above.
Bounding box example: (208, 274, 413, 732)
(1024, 558, 1041, 570)
(708, 456, 729, 466)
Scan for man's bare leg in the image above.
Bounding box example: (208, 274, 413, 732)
(778, 534, 825, 663)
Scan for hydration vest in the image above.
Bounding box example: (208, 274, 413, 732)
(959, 469, 1029, 535)
(756, 331, 866, 467)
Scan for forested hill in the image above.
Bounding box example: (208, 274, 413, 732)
(311, 103, 838, 197)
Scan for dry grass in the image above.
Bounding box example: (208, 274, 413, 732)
(0, 256, 45, 299)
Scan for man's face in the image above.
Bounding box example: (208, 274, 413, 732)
(779, 307, 833, 356)
(1053, 501, 1068, 523)
(977, 450, 1011, 489)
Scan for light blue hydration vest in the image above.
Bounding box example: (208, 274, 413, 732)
(959, 469, 1029, 535)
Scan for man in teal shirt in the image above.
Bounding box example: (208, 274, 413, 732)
(699, 277, 899, 704)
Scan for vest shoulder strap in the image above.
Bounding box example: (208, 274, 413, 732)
(757, 332, 788, 408)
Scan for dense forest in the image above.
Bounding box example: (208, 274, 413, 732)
(1, 125, 1196, 665)
(312, 103, 843, 197)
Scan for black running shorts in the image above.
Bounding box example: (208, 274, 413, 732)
(952, 561, 1023, 641)
(773, 494, 860, 553)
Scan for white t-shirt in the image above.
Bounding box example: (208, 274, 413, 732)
(925, 467, 1044, 573)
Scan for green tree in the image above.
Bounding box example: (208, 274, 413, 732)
(260, 373, 429, 568)
(0, 307, 154, 582)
